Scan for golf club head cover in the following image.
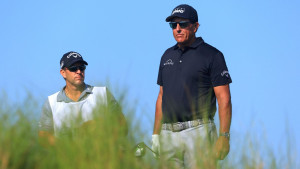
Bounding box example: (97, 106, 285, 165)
(152, 134, 160, 158)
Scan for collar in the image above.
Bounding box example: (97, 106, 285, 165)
(56, 84, 93, 102)
(173, 37, 204, 50)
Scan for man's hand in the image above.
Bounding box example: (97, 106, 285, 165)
(152, 134, 160, 158)
(214, 136, 230, 160)
(38, 131, 56, 147)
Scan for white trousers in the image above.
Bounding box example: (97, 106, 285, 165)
(160, 122, 218, 169)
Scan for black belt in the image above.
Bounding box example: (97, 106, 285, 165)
(162, 119, 214, 132)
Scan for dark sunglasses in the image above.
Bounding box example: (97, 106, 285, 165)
(169, 21, 191, 29)
(67, 65, 86, 72)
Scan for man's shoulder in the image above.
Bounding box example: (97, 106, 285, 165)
(160, 45, 177, 60)
(92, 86, 107, 92)
(198, 40, 222, 55)
(164, 45, 176, 54)
(91, 86, 108, 96)
(48, 91, 60, 100)
(47, 91, 61, 107)
(48, 85, 66, 101)
(85, 84, 107, 93)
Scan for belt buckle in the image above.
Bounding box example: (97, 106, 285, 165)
(172, 122, 183, 132)
(165, 124, 171, 131)
(191, 120, 198, 127)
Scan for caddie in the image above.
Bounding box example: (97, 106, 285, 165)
(39, 51, 127, 142)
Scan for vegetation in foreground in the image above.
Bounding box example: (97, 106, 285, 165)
(0, 92, 298, 169)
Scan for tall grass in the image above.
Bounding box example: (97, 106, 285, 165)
(0, 91, 298, 169)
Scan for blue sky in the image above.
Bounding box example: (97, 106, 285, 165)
(1, 0, 299, 163)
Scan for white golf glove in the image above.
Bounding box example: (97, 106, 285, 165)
(152, 134, 160, 158)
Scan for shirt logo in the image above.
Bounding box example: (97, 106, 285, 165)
(172, 8, 185, 15)
(164, 59, 174, 66)
(221, 70, 230, 77)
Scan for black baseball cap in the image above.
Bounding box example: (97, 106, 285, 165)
(60, 51, 88, 69)
(165, 4, 198, 23)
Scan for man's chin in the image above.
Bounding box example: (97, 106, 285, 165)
(74, 81, 85, 86)
(175, 39, 187, 44)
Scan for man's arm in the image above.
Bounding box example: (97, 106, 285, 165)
(38, 99, 55, 145)
(106, 88, 128, 136)
(153, 86, 163, 134)
(38, 131, 55, 145)
(213, 84, 232, 160)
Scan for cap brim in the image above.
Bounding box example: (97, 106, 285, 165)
(166, 15, 173, 22)
(166, 14, 190, 22)
(64, 60, 88, 68)
(72, 60, 88, 66)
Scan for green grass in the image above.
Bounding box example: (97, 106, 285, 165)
(0, 92, 298, 169)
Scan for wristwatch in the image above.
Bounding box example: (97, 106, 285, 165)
(220, 132, 230, 139)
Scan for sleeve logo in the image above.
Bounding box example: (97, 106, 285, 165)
(221, 70, 230, 78)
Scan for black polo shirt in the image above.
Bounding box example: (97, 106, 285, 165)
(157, 37, 232, 123)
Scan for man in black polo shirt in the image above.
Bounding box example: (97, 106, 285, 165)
(152, 4, 232, 168)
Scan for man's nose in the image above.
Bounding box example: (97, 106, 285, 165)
(175, 23, 181, 31)
(75, 69, 83, 73)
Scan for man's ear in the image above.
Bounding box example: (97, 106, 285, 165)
(60, 69, 66, 79)
(194, 22, 200, 33)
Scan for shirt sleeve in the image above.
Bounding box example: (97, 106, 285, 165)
(157, 57, 164, 86)
(210, 52, 232, 87)
(39, 99, 54, 133)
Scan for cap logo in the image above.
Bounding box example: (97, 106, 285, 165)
(60, 61, 64, 68)
(66, 52, 82, 59)
(172, 8, 185, 15)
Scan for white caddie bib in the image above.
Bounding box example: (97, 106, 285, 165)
(48, 87, 107, 136)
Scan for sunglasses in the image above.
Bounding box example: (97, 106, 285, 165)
(169, 21, 191, 29)
(67, 65, 86, 72)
